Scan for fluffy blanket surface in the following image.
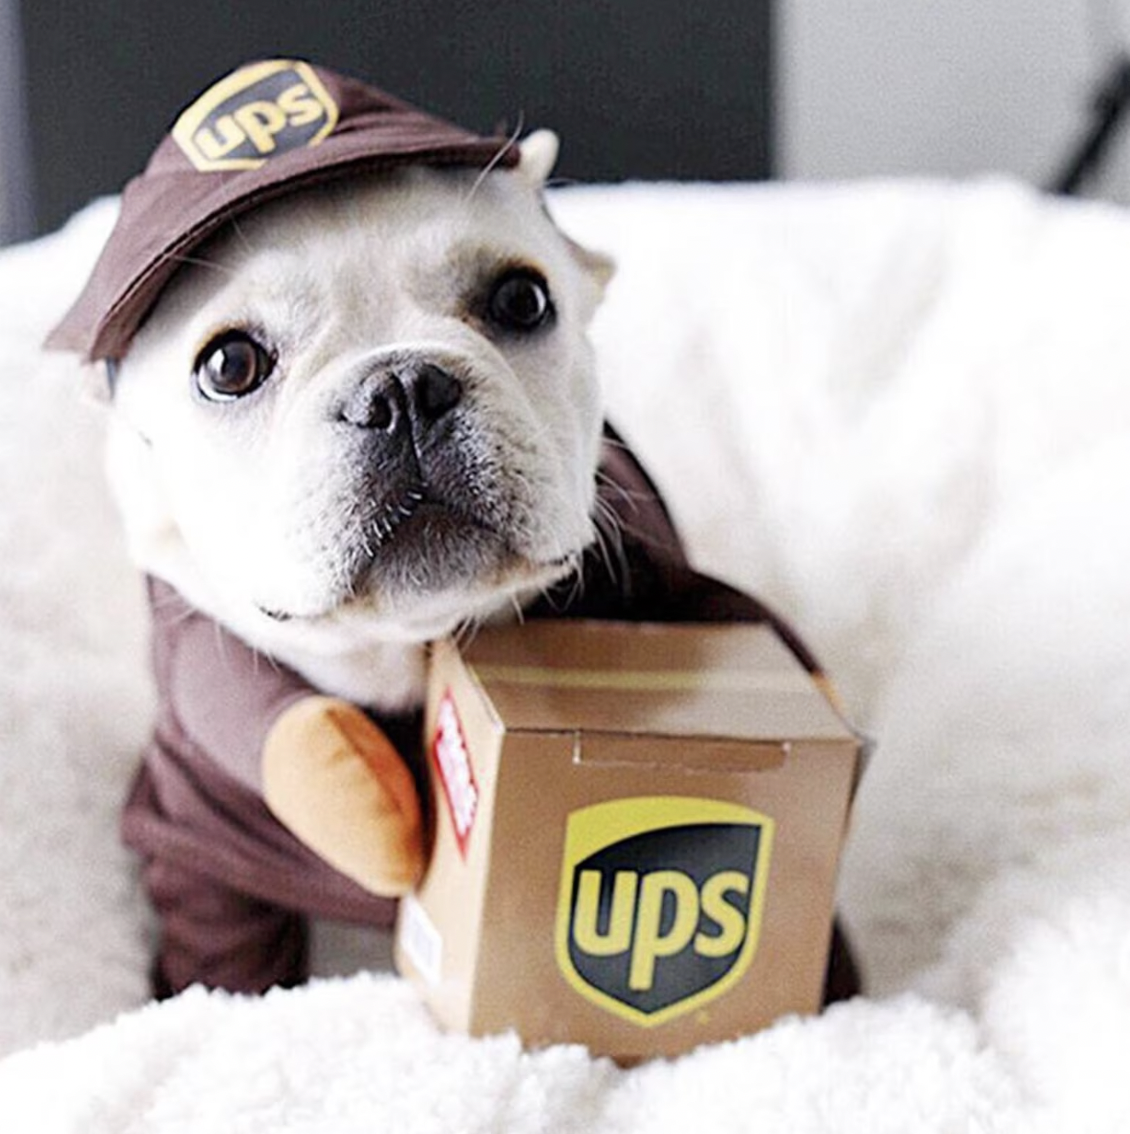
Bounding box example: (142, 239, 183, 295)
(3, 178, 1130, 1131)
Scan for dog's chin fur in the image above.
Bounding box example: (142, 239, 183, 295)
(104, 137, 611, 710)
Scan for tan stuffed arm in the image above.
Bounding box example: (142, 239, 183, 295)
(262, 696, 425, 896)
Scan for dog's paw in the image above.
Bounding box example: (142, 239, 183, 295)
(261, 695, 424, 895)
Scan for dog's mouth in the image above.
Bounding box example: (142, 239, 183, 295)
(352, 483, 576, 600)
(353, 482, 509, 582)
(257, 480, 577, 625)
(357, 482, 493, 556)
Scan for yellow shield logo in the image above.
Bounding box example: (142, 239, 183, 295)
(555, 796, 773, 1027)
(172, 59, 339, 172)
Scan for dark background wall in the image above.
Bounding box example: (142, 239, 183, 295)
(19, 0, 773, 236)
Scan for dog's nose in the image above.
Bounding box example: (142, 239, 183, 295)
(410, 363, 463, 423)
(339, 362, 463, 433)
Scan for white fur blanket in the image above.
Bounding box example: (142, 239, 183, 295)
(3, 178, 1130, 1131)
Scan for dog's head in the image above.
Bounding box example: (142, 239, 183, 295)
(103, 130, 612, 683)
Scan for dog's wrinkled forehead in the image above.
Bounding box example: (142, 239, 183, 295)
(148, 163, 588, 350)
(45, 58, 522, 363)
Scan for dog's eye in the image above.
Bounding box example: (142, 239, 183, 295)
(487, 270, 553, 332)
(193, 331, 275, 401)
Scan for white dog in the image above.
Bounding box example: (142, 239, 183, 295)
(48, 60, 858, 1001)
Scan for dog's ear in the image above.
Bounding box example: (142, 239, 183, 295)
(78, 359, 116, 404)
(517, 129, 560, 188)
(565, 234, 616, 295)
(518, 128, 616, 298)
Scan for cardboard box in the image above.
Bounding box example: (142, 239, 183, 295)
(394, 619, 862, 1061)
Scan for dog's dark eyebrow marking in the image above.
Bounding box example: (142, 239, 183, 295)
(445, 241, 548, 279)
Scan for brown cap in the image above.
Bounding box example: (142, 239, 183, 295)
(46, 59, 519, 361)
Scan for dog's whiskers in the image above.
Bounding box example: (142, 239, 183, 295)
(590, 488, 629, 594)
(225, 213, 257, 258)
(464, 115, 525, 203)
(507, 592, 529, 623)
(452, 612, 491, 652)
(398, 488, 425, 518)
(362, 485, 428, 552)
(160, 248, 239, 279)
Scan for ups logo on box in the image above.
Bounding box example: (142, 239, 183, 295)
(556, 797, 773, 1027)
(173, 59, 338, 172)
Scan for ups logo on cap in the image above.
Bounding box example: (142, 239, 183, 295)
(555, 797, 773, 1027)
(173, 59, 338, 172)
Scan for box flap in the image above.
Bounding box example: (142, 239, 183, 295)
(459, 620, 851, 742)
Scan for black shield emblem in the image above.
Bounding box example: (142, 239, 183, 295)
(555, 797, 773, 1027)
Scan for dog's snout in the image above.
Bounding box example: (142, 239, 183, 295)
(338, 362, 464, 434)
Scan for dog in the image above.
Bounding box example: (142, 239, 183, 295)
(49, 60, 859, 1001)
